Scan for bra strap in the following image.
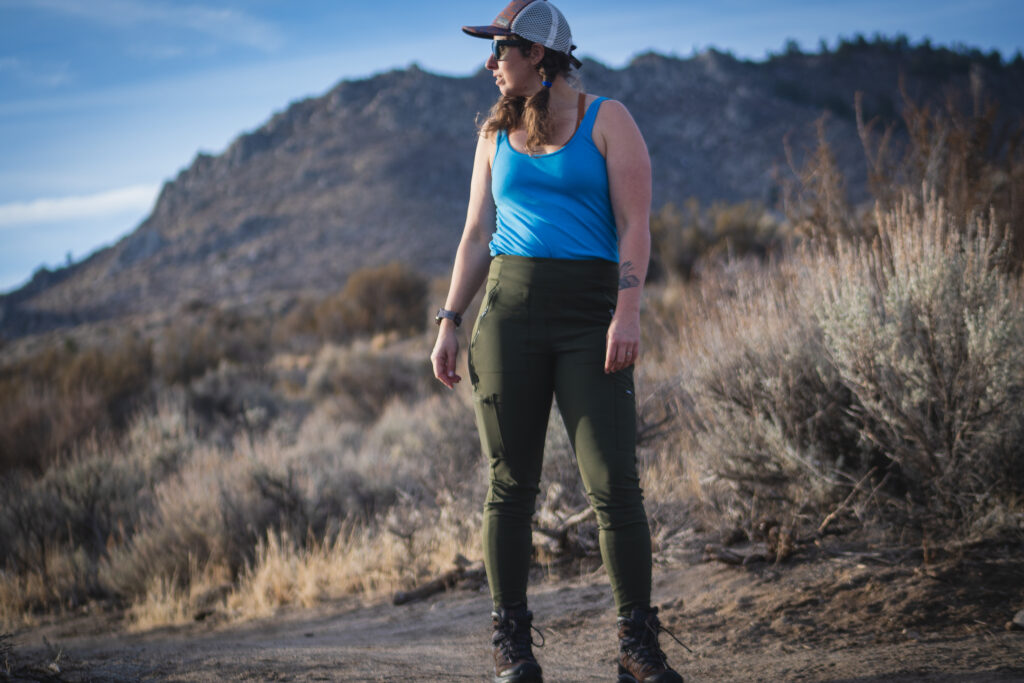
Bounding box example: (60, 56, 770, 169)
(574, 92, 586, 135)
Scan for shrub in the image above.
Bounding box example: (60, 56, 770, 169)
(313, 262, 427, 342)
(683, 192, 1024, 536)
(784, 84, 1024, 258)
(273, 263, 430, 349)
(649, 199, 785, 281)
(0, 334, 152, 473)
(272, 264, 429, 347)
(271, 298, 320, 351)
(816, 196, 1024, 516)
(305, 341, 440, 422)
(155, 308, 272, 385)
(0, 401, 192, 624)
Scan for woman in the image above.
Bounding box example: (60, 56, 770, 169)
(430, 2, 683, 681)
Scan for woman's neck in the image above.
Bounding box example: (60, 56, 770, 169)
(542, 77, 580, 112)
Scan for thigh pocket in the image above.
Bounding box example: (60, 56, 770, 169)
(471, 281, 500, 350)
(473, 392, 506, 464)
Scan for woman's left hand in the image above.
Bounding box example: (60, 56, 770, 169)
(605, 314, 640, 373)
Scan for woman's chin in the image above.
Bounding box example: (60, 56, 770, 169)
(500, 86, 531, 98)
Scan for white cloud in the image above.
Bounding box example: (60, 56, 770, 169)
(0, 184, 160, 229)
(6, 0, 284, 52)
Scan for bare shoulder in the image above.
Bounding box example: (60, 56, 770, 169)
(593, 98, 638, 130)
(477, 128, 497, 147)
(474, 129, 497, 167)
(590, 97, 644, 156)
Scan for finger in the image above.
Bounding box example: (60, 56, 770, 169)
(431, 352, 453, 387)
(607, 341, 626, 373)
(604, 339, 617, 373)
(624, 344, 637, 367)
(444, 350, 463, 387)
(616, 340, 629, 364)
(433, 363, 447, 386)
(438, 366, 457, 389)
(441, 358, 457, 387)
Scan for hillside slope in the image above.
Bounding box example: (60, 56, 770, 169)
(2, 42, 1021, 339)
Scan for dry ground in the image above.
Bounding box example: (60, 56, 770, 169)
(5, 532, 1023, 682)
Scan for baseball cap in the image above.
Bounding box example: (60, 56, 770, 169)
(462, 0, 583, 69)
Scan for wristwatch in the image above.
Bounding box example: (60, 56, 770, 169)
(435, 308, 462, 327)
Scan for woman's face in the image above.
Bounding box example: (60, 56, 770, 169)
(487, 37, 541, 97)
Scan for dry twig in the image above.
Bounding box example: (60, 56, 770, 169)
(392, 556, 486, 606)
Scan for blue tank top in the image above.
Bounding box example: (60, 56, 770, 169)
(490, 96, 618, 262)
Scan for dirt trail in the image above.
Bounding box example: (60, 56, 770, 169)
(7, 539, 1024, 682)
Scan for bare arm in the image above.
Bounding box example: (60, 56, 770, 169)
(430, 132, 496, 388)
(595, 100, 652, 374)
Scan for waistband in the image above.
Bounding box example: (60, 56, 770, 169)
(489, 254, 618, 290)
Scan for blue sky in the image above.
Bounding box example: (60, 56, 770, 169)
(1, 0, 1022, 293)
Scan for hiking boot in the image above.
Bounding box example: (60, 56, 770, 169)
(491, 605, 543, 683)
(616, 607, 684, 683)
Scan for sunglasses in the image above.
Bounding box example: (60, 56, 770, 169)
(491, 39, 533, 61)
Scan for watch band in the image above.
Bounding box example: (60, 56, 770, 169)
(435, 308, 462, 327)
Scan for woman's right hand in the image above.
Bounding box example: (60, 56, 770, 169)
(430, 322, 462, 389)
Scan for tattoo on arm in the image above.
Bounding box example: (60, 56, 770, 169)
(618, 261, 640, 290)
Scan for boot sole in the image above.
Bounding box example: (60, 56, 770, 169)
(494, 663, 543, 683)
(617, 672, 684, 683)
(494, 674, 542, 683)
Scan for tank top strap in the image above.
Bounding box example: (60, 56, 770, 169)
(579, 96, 608, 140)
(494, 128, 509, 158)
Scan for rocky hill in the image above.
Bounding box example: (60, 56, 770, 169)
(2, 40, 1022, 339)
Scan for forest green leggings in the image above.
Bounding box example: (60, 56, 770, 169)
(467, 255, 652, 616)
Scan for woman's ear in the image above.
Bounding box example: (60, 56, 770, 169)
(529, 43, 545, 66)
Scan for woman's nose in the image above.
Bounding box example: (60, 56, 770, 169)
(485, 53, 498, 70)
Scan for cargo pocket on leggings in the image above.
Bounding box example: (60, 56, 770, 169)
(473, 393, 506, 464)
(471, 281, 499, 350)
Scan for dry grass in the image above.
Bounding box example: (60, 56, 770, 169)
(0, 333, 152, 473)
(123, 384, 487, 627)
(8, 189, 1022, 631)
(665, 190, 1024, 539)
(3, 88, 1024, 633)
(5, 205, 1023, 630)
(226, 512, 479, 619)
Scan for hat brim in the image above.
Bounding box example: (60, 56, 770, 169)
(462, 24, 584, 69)
(462, 24, 513, 39)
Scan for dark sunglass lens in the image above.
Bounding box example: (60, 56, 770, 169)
(492, 39, 529, 61)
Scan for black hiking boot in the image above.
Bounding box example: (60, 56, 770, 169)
(616, 607, 684, 683)
(491, 605, 543, 683)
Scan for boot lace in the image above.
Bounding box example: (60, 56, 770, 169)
(624, 609, 692, 669)
(494, 614, 545, 663)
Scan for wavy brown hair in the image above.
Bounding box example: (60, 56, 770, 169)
(480, 40, 577, 155)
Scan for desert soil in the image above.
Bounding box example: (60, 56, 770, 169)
(5, 532, 1023, 682)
